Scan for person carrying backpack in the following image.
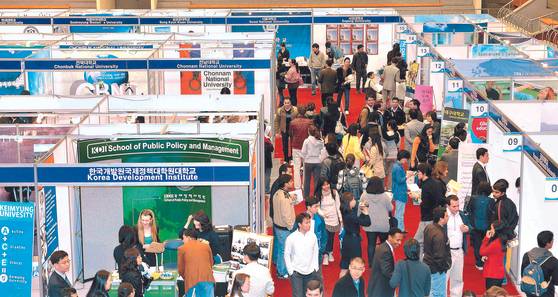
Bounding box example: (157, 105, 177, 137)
(521, 231, 558, 297)
(337, 154, 366, 201)
(320, 142, 346, 190)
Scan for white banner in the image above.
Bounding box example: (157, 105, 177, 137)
(457, 142, 490, 210)
(201, 70, 234, 94)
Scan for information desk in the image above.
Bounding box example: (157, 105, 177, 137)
(109, 271, 178, 297)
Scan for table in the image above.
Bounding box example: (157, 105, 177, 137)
(109, 271, 178, 297)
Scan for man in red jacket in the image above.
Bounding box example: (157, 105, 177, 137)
(289, 105, 314, 190)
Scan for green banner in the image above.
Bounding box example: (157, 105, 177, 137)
(78, 138, 249, 163)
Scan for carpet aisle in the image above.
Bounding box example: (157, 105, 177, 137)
(269, 88, 520, 296)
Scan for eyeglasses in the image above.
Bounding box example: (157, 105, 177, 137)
(349, 266, 365, 271)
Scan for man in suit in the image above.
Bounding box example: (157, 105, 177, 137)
(471, 147, 490, 196)
(318, 59, 338, 107)
(48, 250, 72, 297)
(381, 57, 403, 100)
(368, 228, 404, 297)
(332, 257, 366, 297)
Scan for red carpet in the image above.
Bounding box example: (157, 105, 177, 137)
(269, 88, 520, 296)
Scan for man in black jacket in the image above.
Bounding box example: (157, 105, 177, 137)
(490, 179, 518, 241)
(423, 206, 451, 297)
(48, 250, 73, 297)
(332, 257, 366, 297)
(352, 45, 368, 94)
(414, 163, 446, 257)
(471, 147, 490, 196)
(368, 228, 404, 297)
(521, 231, 558, 297)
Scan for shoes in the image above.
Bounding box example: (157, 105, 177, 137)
(328, 252, 334, 262)
(312, 91, 316, 96)
(344, 110, 349, 115)
(475, 265, 484, 271)
(277, 274, 289, 279)
(322, 256, 329, 266)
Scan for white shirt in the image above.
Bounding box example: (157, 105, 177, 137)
(447, 210, 464, 249)
(284, 229, 319, 275)
(386, 240, 394, 255)
(234, 262, 275, 297)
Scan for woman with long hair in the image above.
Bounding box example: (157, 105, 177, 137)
(360, 177, 393, 267)
(320, 97, 341, 136)
(425, 111, 441, 145)
(284, 59, 302, 106)
(301, 124, 324, 199)
(114, 225, 143, 269)
(117, 283, 135, 297)
(383, 119, 400, 190)
(363, 127, 385, 179)
(433, 160, 449, 194)
(341, 123, 364, 168)
(410, 124, 436, 170)
(86, 270, 112, 297)
(229, 273, 251, 297)
(136, 209, 159, 267)
(192, 210, 222, 263)
(315, 177, 342, 266)
(480, 221, 508, 289)
(336, 57, 353, 113)
(339, 192, 371, 277)
(118, 248, 145, 297)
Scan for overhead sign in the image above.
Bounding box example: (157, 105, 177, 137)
(523, 137, 558, 178)
(502, 132, 522, 152)
(312, 16, 401, 24)
(24, 59, 148, 71)
(148, 59, 271, 70)
(431, 61, 445, 73)
(52, 17, 139, 25)
(417, 46, 430, 57)
(471, 102, 489, 117)
(140, 17, 226, 25)
(0, 202, 35, 297)
(0, 18, 51, 25)
(545, 178, 558, 201)
(227, 16, 312, 25)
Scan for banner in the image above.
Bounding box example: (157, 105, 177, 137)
(457, 143, 489, 209)
(0, 202, 35, 297)
(440, 107, 470, 146)
(445, 77, 464, 109)
(231, 24, 311, 59)
(469, 102, 488, 143)
(470, 44, 519, 58)
(414, 85, 434, 112)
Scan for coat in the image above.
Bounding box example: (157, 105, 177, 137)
(273, 106, 298, 134)
(48, 272, 72, 297)
(363, 143, 385, 179)
(471, 162, 489, 196)
(382, 64, 402, 91)
(312, 212, 328, 256)
(490, 195, 519, 240)
(337, 66, 353, 91)
(391, 161, 408, 203)
(389, 260, 431, 297)
(521, 247, 558, 297)
(368, 242, 396, 297)
(332, 273, 366, 297)
(403, 120, 425, 151)
(480, 236, 505, 279)
(440, 150, 458, 181)
(318, 67, 338, 94)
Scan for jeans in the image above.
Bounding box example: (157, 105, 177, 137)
(395, 200, 406, 231)
(273, 226, 291, 277)
(292, 149, 303, 189)
(385, 158, 396, 190)
(447, 249, 464, 297)
(290, 270, 319, 297)
(277, 79, 285, 106)
(336, 86, 350, 111)
(366, 232, 388, 267)
(185, 281, 214, 297)
(431, 272, 447, 297)
(310, 68, 321, 93)
(356, 71, 366, 92)
(303, 162, 321, 199)
(281, 132, 291, 162)
(265, 167, 272, 194)
(414, 220, 432, 259)
(288, 86, 298, 106)
(471, 229, 486, 267)
(485, 278, 503, 289)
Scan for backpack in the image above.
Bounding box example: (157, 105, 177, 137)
(326, 155, 346, 186)
(521, 255, 553, 296)
(340, 168, 363, 200)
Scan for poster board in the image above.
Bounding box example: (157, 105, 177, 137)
(230, 230, 273, 268)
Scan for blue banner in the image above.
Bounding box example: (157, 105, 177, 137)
(43, 187, 58, 259)
(148, 59, 271, 70)
(0, 202, 35, 297)
(36, 164, 250, 185)
(0, 167, 34, 185)
(0, 17, 51, 25)
(227, 16, 312, 25)
(451, 59, 553, 78)
(423, 23, 475, 33)
(59, 44, 154, 50)
(25, 59, 148, 71)
(470, 44, 518, 58)
(523, 137, 558, 177)
(313, 16, 401, 24)
(488, 104, 521, 133)
(53, 17, 139, 25)
(140, 17, 226, 25)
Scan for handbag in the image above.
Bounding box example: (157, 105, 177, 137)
(360, 163, 374, 179)
(344, 74, 355, 86)
(335, 119, 345, 134)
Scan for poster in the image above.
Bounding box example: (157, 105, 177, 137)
(0, 202, 35, 297)
(457, 143, 489, 209)
(232, 25, 311, 59)
(414, 85, 434, 112)
(445, 77, 464, 109)
(230, 230, 273, 268)
(326, 24, 379, 55)
(468, 102, 488, 143)
(470, 44, 518, 58)
(440, 107, 470, 146)
(471, 80, 511, 101)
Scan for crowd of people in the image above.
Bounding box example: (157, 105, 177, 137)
(265, 42, 558, 297)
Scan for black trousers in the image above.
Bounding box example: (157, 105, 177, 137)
(326, 230, 336, 254)
(356, 71, 366, 91)
(486, 278, 503, 290)
(321, 92, 332, 107)
(471, 229, 486, 267)
(281, 132, 291, 162)
(366, 231, 388, 267)
(288, 86, 298, 106)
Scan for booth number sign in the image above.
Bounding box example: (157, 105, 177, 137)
(502, 133, 522, 152)
(447, 79, 463, 93)
(471, 102, 489, 117)
(431, 61, 444, 73)
(545, 178, 558, 201)
(417, 46, 430, 57)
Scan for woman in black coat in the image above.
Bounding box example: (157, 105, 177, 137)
(339, 192, 371, 278)
(113, 225, 145, 269)
(320, 98, 341, 136)
(336, 57, 353, 113)
(119, 248, 146, 297)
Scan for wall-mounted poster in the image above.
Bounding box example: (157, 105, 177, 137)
(326, 24, 379, 55)
(230, 230, 273, 268)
